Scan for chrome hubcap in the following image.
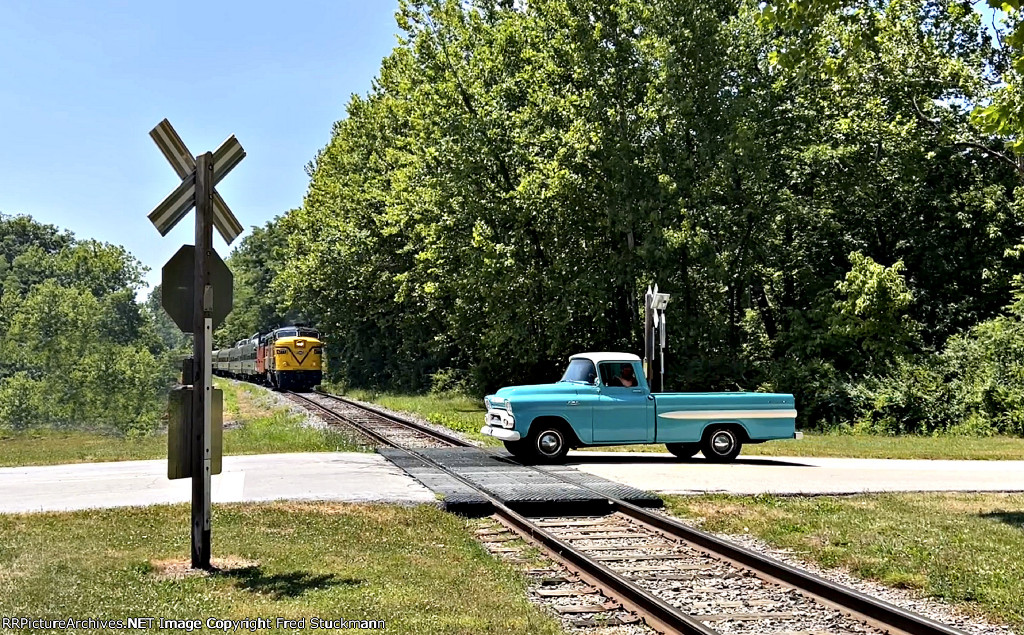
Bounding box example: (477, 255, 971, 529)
(712, 431, 734, 454)
(538, 431, 562, 455)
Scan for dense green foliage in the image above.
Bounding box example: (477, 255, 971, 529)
(852, 284, 1024, 435)
(213, 216, 317, 348)
(0, 214, 178, 435)
(218, 0, 1024, 434)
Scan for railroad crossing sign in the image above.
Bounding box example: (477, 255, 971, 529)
(147, 119, 245, 571)
(161, 245, 233, 331)
(148, 119, 245, 244)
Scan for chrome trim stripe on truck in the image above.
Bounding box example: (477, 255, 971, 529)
(658, 409, 799, 420)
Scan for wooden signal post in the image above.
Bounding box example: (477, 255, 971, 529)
(149, 120, 243, 570)
(192, 152, 214, 567)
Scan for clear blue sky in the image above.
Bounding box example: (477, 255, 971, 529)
(0, 0, 401, 293)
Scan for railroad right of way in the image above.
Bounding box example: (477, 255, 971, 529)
(285, 390, 975, 635)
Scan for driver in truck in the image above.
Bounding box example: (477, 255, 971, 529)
(618, 365, 637, 387)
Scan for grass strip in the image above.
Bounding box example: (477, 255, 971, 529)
(0, 379, 364, 467)
(0, 502, 564, 634)
(663, 492, 1024, 630)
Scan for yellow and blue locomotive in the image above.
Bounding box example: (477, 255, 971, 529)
(212, 326, 323, 391)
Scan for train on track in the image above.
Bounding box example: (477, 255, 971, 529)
(212, 325, 323, 391)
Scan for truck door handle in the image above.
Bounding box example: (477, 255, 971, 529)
(632, 388, 643, 393)
(567, 400, 579, 406)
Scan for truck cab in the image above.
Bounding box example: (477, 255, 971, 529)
(482, 352, 799, 463)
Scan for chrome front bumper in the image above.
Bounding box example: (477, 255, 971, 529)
(481, 425, 521, 441)
(482, 408, 519, 441)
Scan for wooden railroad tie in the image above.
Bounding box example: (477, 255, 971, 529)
(553, 601, 621, 614)
(569, 615, 641, 628)
(595, 553, 693, 562)
(696, 612, 797, 622)
(535, 586, 599, 597)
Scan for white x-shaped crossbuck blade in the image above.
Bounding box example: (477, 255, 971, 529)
(148, 119, 245, 244)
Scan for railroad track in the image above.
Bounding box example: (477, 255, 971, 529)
(286, 390, 969, 635)
(286, 390, 463, 448)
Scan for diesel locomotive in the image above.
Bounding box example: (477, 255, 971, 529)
(212, 326, 323, 391)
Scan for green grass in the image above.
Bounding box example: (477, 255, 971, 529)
(327, 388, 1024, 460)
(0, 379, 364, 468)
(0, 502, 564, 634)
(663, 492, 1024, 629)
(0, 429, 167, 468)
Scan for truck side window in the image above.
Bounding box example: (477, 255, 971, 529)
(600, 362, 637, 388)
(598, 362, 626, 387)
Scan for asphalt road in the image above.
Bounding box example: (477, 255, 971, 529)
(568, 451, 1024, 495)
(0, 452, 436, 514)
(4, 451, 1024, 514)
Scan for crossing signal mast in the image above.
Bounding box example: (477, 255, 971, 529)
(148, 119, 243, 570)
(644, 285, 670, 392)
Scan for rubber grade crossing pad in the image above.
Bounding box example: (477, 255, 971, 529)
(379, 447, 663, 516)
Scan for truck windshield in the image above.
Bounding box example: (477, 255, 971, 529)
(560, 359, 597, 384)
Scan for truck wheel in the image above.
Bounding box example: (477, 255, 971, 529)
(528, 425, 570, 463)
(701, 426, 742, 462)
(665, 443, 700, 459)
(503, 440, 530, 459)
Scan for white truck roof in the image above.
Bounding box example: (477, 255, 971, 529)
(570, 352, 642, 364)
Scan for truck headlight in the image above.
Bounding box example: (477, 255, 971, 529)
(484, 397, 492, 409)
(505, 400, 513, 414)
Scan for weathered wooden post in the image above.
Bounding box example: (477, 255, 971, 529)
(147, 120, 244, 570)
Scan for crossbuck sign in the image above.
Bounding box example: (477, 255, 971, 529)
(149, 118, 244, 243)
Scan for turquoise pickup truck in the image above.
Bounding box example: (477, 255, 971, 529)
(482, 352, 799, 463)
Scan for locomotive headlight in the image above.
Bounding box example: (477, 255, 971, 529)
(296, 341, 305, 347)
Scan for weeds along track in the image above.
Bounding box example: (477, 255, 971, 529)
(286, 391, 463, 448)
(287, 391, 969, 635)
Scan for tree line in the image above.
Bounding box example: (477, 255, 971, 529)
(0, 214, 179, 435)
(218, 0, 1024, 435)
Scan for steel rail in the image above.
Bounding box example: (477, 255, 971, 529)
(290, 390, 712, 634)
(613, 500, 968, 635)
(492, 505, 716, 635)
(514, 459, 970, 635)
(286, 391, 396, 447)
(503, 463, 971, 635)
(301, 390, 969, 635)
(311, 389, 470, 447)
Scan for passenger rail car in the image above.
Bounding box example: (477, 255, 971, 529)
(212, 326, 323, 391)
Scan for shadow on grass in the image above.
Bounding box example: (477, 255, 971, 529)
(220, 566, 361, 599)
(982, 511, 1024, 530)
